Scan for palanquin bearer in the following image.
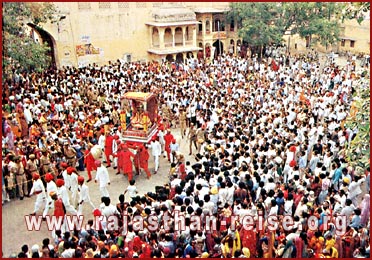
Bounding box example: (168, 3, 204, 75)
(104, 132, 114, 168)
(134, 144, 151, 179)
(42, 173, 58, 220)
(84, 143, 97, 182)
(56, 178, 78, 215)
(29, 173, 46, 216)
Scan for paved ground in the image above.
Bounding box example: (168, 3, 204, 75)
(2, 128, 195, 256)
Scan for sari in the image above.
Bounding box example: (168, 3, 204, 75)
(239, 227, 257, 257)
(360, 194, 370, 226)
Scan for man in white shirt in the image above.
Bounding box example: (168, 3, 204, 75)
(98, 132, 106, 162)
(101, 197, 120, 232)
(77, 176, 95, 215)
(112, 135, 119, 169)
(30, 173, 46, 216)
(124, 180, 138, 200)
(348, 175, 364, 207)
(169, 139, 180, 163)
(23, 104, 34, 125)
(95, 160, 110, 198)
(340, 199, 355, 226)
(56, 178, 78, 215)
(150, 137, 162, 174)
(66, 167, 79, 207)
(42, 173, 58, 220)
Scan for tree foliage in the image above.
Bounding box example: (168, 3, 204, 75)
(341, 2, 370, 24)
(2, 2, 56, 77)
(228, 2, 342, 51)
(344, 74, 370, 172)
(228, 2, 286, 53)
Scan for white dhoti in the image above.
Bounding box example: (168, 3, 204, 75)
(34, 194, 46, 213)
(100, 186, 110, 198)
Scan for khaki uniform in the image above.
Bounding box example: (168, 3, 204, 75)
(91, 90, 98, 102)
(40, 155, 53, 175)
(188, 127, 198, 154)
(179, 111, 187, 137)
(25, 159, 38, 194)
(25, 159, 39, 175)
(14, 162, 28, 198)
(87, 89, 94, 102)
(64, 146, 77, 167)
(196, 128, 206, 153)
(162, 106, 172, 126)
(111, 109, 120, 126)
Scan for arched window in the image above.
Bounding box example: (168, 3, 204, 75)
(164, 28, 172, 47)
(198, 21, 202, 34)
(206, 20, 210, 33)
(230, 19, 235, 31)
(214, 19, 224, 32)
(175, 27, 183, 46)
(152, 28, 159, 47)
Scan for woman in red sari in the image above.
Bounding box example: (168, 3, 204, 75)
(342, 226, 356, 258)
(239, 224, 257, 257)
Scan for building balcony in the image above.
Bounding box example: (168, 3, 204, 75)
(147, 45, 202, 55)
(152, 40, 195, 49)
(197, 31, 228, 41)
(211, 31, 227, 40)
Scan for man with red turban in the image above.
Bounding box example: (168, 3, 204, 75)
(95, 160, 110, 198)
(42, 173, 58, 220)
(29, 173, 46, 216)
(164, 129, 174, 162)
(84, 143, 96, 182)
(56, 178, 77, 215)
(112, 136, 120, 169)
(66, 167, 79, 207)
(116, 144, 135, 182)
(133, 144, 151, 179)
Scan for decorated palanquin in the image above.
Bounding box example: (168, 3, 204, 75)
(120, 92, 158, 143)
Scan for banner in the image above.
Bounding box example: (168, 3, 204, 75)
(76, 43, 100, 56)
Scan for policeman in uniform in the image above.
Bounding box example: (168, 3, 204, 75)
(25, 154, 38, 195)
(179, 108, 187, 138)
(111, 106, 120, 126)
(40, 149, 54, 182)
(14, 156, 28, 200)
(63, 143, 77, 167)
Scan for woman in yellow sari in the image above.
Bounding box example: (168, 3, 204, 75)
(39, 113, 48, 132)
(221, 229, 241, 258)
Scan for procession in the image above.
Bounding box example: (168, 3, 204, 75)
(2, 42, 370, 258)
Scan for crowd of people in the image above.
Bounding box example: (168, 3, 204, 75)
(2, 46, 370, 258)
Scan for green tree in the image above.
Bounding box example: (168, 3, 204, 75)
(342, 2, 370, 24)
(282, 2, 341, 48)
(228, 2, 342, 53)
(2, 2, 56, 78)
(228, 3, 286, 57)
(344, 73, 370, 173)
(339, 2, 370, 173)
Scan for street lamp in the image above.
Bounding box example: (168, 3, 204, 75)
(217, 20, 222, 56)
(284, 29, 292, 53)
